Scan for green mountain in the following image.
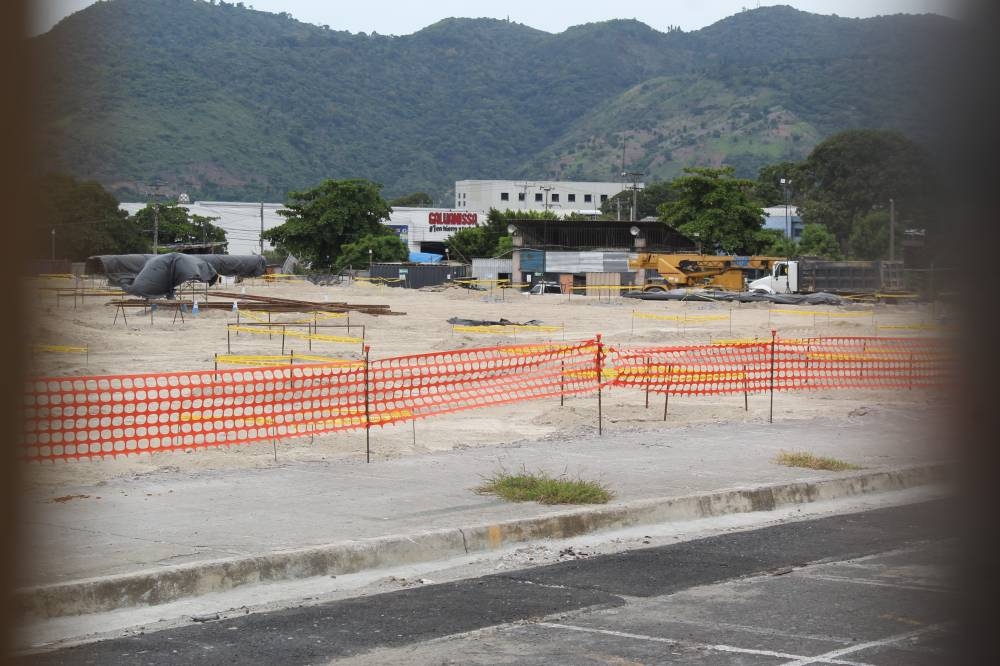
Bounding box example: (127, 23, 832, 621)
(32, 0, 956, 204)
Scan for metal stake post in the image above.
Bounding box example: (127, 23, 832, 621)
(769, 329, 776, 423)
(663, 363, 673, 421)
(644, 356, 651, 408)
(595, 334, 603, 435)
(364, 345, 371, 463)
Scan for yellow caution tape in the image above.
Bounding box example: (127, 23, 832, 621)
(634, 311, 729, 322)
(214, 354, 361, 367)
(770, 309, 873, 317)
(33, 344, 88, 354)
(229, 325, 362, 344)
(452, 324, 564, 335)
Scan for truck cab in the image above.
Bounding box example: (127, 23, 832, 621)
(748, 261, 797, 294)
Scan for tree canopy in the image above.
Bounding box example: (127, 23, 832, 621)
(262, 179, 397, 270)
(34, 173, 147, 261)
(130, 203, 228, 252)
(795, 129, 934, 255)
(444, 208, 535, 262)
(388, 192, 433, 207)
(657, 167, 765, 255)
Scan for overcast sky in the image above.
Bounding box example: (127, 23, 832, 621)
(31, 0, 959, 36)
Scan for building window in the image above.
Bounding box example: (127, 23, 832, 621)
(535, 193, 543, 202)
(551, 193, 560, 202)
(584, 194, 592, 203)
(500, 192, 509, 201)
(518, 192, 525, 202)
(600, 194, 608, 202)
(568, 194, 576, 202)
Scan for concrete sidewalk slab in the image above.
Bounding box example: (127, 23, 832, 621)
(16, 404, 950, 619)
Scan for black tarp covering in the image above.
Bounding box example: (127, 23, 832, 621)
(123, 253, 219, 298)
(447, 317, 543, 326)
(623, 289, 846, 305)
(86, 254, 155, 287)
(199, 254, 266, 277)
(88, 253, 267, 295)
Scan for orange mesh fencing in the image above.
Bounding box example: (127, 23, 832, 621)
(609, 336, 951, 396)
(21, 340, 600, 462)
(20, 336, 950, 462)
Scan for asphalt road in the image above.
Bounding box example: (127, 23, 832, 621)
(16, 500, 957, 665)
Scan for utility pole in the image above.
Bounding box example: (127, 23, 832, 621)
(260, 202, 265, 256)
(152, 205, 159, 255)
(622, 171, 644, 222)
(889, 198, 896, 262)
(540, 185, 553, 212)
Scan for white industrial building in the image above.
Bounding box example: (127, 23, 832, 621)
(454, 179, 639, 215)
(119, 179, 640, 259)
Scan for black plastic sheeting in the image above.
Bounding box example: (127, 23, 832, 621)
(124, 253, 219, 298)
(86, 254, 155, 287)
(199, 254, 266, 278)
(447, 317, 544, 326)
(623, 289, 846, 305)
(87, 253, 267, 298)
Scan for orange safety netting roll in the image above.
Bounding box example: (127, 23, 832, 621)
(20, 340, 601, 462)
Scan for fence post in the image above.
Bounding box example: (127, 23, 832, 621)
(662, 363, 673, 421)
(743, 364, 748, 411)
(560, 360, 565, 407)
(282, 325, 287, 355)
(769, 329, 776, 424)
(595, 334, 603, 435)
(227, 326, 231, 354)
(644, 356, 651, 409)
(364, 344, 371, 464)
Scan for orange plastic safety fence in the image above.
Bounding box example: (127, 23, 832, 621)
(20, 340, 600, 462)
(20, 336, 949, 462)
(609, 336, 950, 396)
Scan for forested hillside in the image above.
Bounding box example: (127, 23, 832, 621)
(32, 0, 956, 203)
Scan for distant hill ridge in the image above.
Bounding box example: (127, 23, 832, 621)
(33, 0, 956, 203)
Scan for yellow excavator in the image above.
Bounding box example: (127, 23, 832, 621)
(628, 253, 784, 292)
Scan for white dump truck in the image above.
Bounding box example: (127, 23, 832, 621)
(748, 259, 904, 295)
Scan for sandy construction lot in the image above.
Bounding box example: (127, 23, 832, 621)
(22, 277, 949, 489)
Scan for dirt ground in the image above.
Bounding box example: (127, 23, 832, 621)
(21, 276, 951, 489)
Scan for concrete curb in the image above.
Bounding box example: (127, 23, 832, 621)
(17, 463, 949, 620)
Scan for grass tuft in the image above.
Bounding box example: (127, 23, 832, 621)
(476, 468, 613, 505)
(775, 451, 862, 472)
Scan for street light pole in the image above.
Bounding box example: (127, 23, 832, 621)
(780, 178, 792, 239)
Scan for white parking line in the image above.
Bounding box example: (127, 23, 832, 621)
(793, 572, 949, 593)
(536, 622, 875, 665)
(777, 623, 950, 665)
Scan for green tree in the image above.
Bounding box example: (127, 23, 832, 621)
(445, 208, 550, 261)
(35, 173, 147, 260)
(756, 228, 797, 256)
(336, 232, 408, 272)
(753, 162, 800, 207)
(263, 179, 393, 270)
(657, 167, 765, 254)
(795, 129, 934, 250)
(130, 203, 227, 251)
(388, 192, 433, 207)
(602, 181, 675, 220)
(798, 223, 842, 259)
(847, 211, 889, 260)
